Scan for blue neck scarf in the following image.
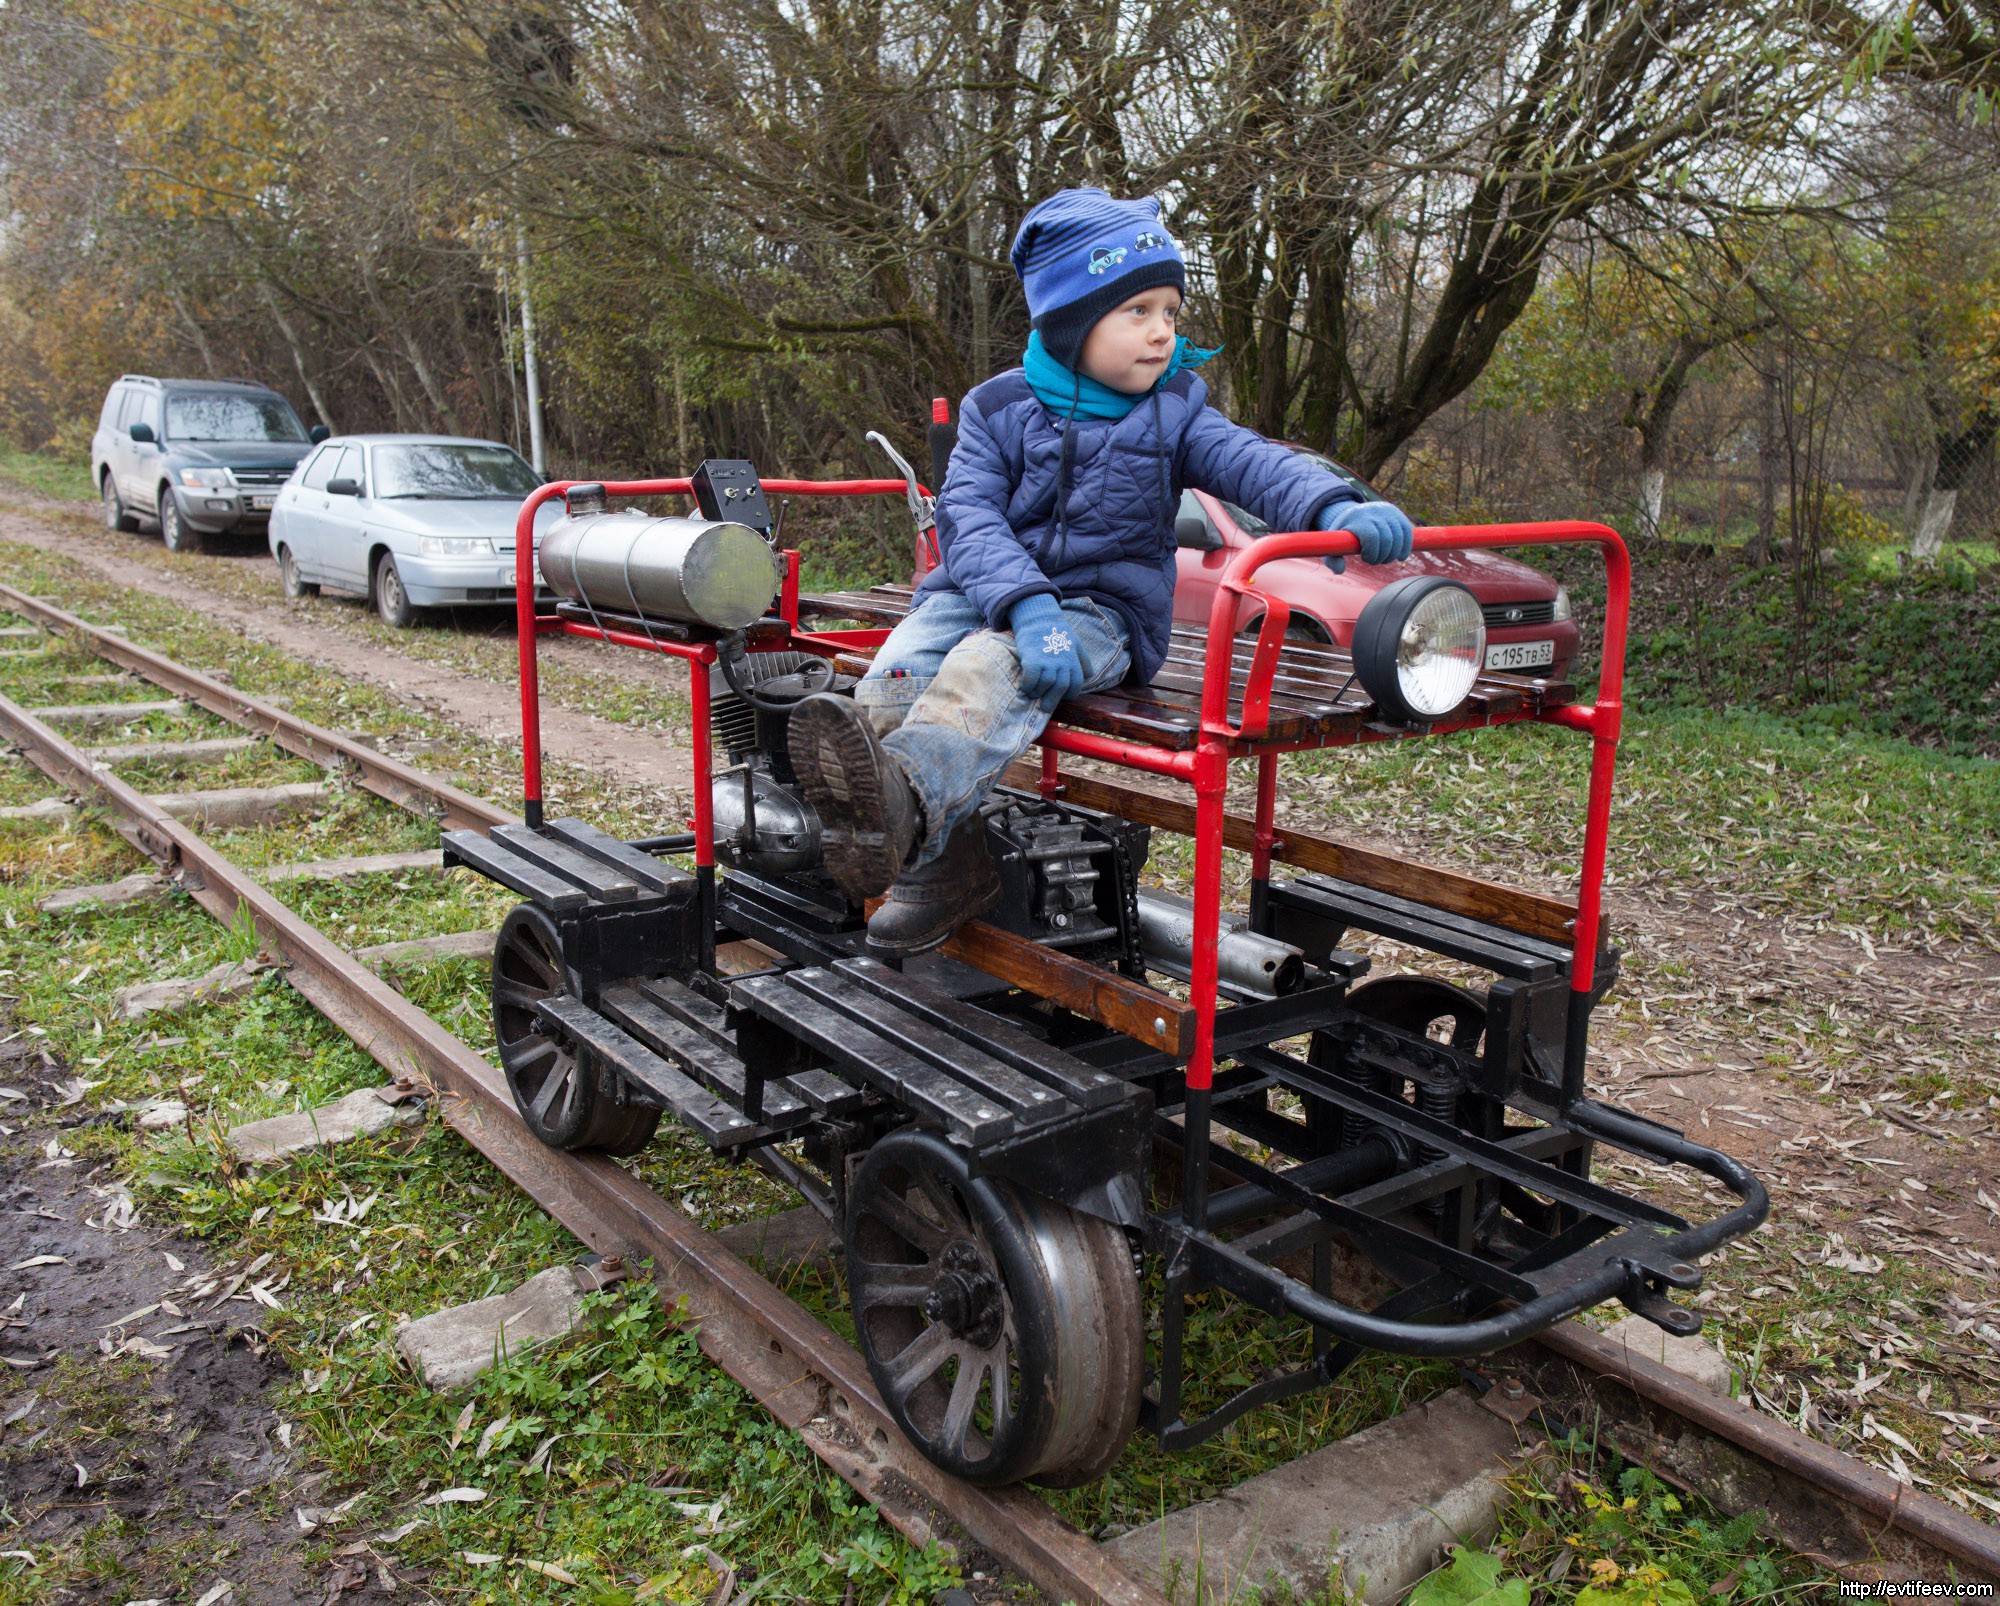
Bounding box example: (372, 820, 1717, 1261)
(1022, 330, 1221, 421)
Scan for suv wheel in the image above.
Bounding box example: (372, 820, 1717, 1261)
(158, 491, 201, 554)
(277, 544, 317, 600)
(373, 553, 417, 628)
(102, 477, 139, 533)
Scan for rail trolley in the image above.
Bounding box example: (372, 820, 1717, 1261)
(442, 439, 1769, 1488)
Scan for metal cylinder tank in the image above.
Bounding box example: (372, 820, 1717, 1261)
(538, 513, 778, 629)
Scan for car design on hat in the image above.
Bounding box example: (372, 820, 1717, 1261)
(1134, 230, 1167, 252)
(1088, 245, 1128, 274)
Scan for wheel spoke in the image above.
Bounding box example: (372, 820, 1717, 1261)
(506, 1037, 558, 1076)
(939, 1350, 989, 1450)
(988, 1340, 1012, 1433)
(849, 1261, 934, 1307)
(862, 1189, 952, 1256)
(493, 979, 547, 1014)
(504, 942, 559, 989)
(528, 1055, 575, 1122)
(880, 1321, 952, 1405)
(914, 1171, 967, 1235)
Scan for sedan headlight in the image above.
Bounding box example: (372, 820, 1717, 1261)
(177, 467, 236, 490)
(1552, 585, 1573, 623)
(418, 537, 495, 556)
(1352, 576, 1486, 722)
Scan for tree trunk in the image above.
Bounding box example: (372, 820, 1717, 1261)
(260, 283, 333, 427)
(1750, 367, 1780, 566)
(170, 292, 217, 378)
(1637, 466, 1666, 544)
(1901, 443, 1936, 532)
(1910, 488, 1956, 562)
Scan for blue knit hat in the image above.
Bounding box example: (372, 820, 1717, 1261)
(1010, 188, 1187, 369)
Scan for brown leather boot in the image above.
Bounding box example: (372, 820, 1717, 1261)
(865, 819, 1004, 956)
(789, 693, 923, 903)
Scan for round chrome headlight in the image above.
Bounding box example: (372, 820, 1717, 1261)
(1351, 576, 1486, 722)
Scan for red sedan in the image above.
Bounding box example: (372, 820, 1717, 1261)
(1173, 451, 1579, 679)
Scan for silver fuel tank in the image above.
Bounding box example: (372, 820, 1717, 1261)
(538, 511, 778, 629)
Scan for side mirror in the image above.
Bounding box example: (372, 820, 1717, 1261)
(1175, 509, 1221, 551)
(326, 476, 361, 497)
(128, 422, 156, 444)
(310, 425, 331, 444)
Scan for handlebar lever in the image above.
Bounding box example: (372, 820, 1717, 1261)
(865, 430, 935, 536)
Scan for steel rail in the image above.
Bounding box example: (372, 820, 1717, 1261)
(1524, 1322, 2000, 1582)
(0, 580, 508, 832)
(0, 686, 1165, 1606)
(8, 592, 1998, 1584)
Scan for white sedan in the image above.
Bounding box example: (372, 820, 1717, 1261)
(269, 434, 560, 626)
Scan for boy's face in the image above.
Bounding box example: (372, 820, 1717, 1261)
(1078, 287, 1182, 395)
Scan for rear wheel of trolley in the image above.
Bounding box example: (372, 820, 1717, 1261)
(491, 903, 659, 1156)
(845, 1128, 1142, 1487)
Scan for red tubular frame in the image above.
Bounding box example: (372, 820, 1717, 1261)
(1169, 521, 1630, 1100)
(509, 486, 1628, 1122)
(510, 476, 922, 832)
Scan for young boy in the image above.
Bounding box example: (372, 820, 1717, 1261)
(789, 187, 1416, 955)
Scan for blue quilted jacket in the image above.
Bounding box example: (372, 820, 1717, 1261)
(921, 369, 1361, 684)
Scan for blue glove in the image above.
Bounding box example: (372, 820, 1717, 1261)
(1008, 594, 1084, 703)
(1316, 500, 1415, 573)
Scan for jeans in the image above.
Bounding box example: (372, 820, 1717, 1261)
(853, 591, 1132, 868)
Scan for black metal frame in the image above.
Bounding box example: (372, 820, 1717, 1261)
(445, 797, 1768, 1461)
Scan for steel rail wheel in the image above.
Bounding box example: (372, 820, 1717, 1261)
(491, 903, 658, 1155)
(1346, 974, 1487, 1049)
(846, 1129, 1141, 1488)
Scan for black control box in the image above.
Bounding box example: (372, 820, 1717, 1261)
(691, 459, 773, 535)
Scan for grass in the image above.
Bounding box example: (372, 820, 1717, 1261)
(1545, 538, 2000, 760)
(0, 439, 95, 503)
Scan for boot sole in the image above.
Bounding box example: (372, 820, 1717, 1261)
(865, 866, 1004, 958)
(789, 696, 909, 903)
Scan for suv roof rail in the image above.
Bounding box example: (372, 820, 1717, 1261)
(117, 374, 158, 385)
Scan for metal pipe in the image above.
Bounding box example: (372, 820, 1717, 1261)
(1134, 889, 1304, 997)
(1201, 1135, 1398, 1230)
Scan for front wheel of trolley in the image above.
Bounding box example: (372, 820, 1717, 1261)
(846, 1128, 1142, 1487)
(491, 904, 659, 1156)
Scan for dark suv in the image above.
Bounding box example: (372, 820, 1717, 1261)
(91, 376, 328, 553)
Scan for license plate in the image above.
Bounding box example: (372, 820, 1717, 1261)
(1486, 639, 1554, 672)
(249, 494, 276, 511)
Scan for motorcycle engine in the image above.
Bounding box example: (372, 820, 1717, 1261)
(707, 651, 856, 876)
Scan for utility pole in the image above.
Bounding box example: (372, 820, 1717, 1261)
(514, 215, 546, 474)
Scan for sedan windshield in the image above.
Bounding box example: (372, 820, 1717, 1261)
(373, 444, 540, 500)
(167, 393, 308, 444)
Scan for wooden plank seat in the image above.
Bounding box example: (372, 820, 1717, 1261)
(796, 587, 1574, 751)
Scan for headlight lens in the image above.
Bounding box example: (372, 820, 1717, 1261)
(177, 467, 235, 490)
(1552, 585, 1572, 623)
(418, 537, 495, 556)
(1352, 577, 1487, 722)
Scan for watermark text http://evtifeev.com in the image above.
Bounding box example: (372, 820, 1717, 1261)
(1838, 1585, 1994, 1599)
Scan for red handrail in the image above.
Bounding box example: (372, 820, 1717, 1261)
(1180, 520, 1631, 1097)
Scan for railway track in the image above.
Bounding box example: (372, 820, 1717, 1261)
(0, 575, 1993, 1599)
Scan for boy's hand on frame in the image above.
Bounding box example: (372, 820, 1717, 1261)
(1008, 594, 1085, 703)
(1316, 500, 1415, 573)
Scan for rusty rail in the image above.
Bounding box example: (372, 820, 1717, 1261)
(0, 581, 506, 832)
(6, 592, 1998, 1587)
(0, 686, 1165, 1606)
